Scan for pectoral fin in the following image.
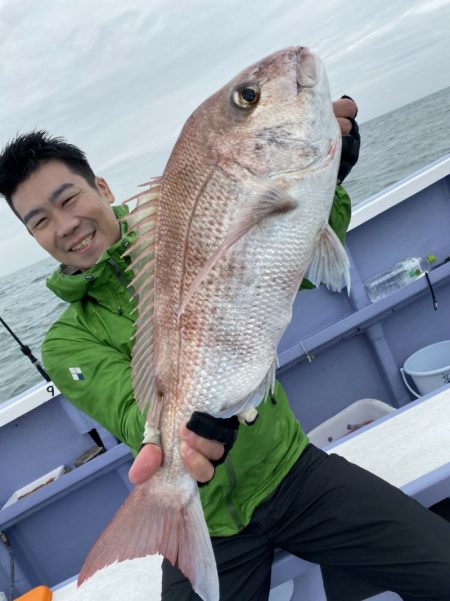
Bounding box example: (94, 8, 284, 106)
(179, 180, 296, 316)
(305, 223, 351, 293)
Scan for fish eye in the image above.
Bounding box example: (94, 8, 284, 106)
(231, 83, 261, 109)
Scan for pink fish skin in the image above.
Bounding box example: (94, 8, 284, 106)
(78, 46, 349, 601)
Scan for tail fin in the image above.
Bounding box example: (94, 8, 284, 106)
(78, 483, 219, 601)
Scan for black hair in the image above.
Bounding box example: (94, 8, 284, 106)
(0, 130, 97, 218)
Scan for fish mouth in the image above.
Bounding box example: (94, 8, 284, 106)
(295, 46, 320, 89)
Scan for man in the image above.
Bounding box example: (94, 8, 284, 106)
(1, 100, 450, 601)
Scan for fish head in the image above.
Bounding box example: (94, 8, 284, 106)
(168, 45, 348, 323)
(186, 46, 340, 185)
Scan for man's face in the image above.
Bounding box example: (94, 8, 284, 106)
(12, 160, 121, 271)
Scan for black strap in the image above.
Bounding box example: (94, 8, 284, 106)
(186, 412, 240, 483)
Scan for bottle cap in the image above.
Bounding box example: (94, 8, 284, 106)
(427, 254, 437, 264)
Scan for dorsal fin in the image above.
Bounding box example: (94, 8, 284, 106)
(179, 180, 296, 316)
(122, 177, 161, 415)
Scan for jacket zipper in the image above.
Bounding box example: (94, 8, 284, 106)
(224, 456, 244, 530)
(107, 258, 130, 289)
(107, 258, 136, 316)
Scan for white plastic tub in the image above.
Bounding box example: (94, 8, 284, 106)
(307, 399, 394, 448)
(2, 465, 66, 509)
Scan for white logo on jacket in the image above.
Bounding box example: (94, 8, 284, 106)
(69, 367, 85, 381)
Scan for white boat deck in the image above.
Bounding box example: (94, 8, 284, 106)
(327, 386, 450, 488)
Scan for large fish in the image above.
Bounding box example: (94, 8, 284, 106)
(78, 46, 350, 600)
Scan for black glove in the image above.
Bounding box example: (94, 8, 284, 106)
(186, 412, 240, 470)
(337, 95, 361, 184)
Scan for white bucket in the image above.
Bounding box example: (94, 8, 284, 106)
(400, 340, 450, 398)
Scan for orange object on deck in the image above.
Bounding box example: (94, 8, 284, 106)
(14, 585, 52, 601)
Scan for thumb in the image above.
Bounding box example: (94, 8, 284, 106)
(128, 443, 163, 485)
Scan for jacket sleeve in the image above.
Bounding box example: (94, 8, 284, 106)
(42, 318, 146, 456)
(299, 184, 352, 290)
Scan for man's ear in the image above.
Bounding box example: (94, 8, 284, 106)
(96, 176, 115, 204)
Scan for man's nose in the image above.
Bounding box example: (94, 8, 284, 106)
(54, 211, 81, 237)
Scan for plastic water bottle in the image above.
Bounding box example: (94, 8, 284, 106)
(365, 255, 436, 302)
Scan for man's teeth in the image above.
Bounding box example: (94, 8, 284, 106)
(71, 234, 94, 251)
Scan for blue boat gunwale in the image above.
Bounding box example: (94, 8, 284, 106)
(349, 153, 450, 231)
(0, 381, 60, 428)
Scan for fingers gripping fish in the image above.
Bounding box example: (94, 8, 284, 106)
(78, 46, 350, 601)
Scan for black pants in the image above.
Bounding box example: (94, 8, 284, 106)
(162, 444, 450, 601)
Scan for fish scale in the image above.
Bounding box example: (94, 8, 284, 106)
(78, 46, 350, 601)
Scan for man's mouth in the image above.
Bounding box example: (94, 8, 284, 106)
(70, 233, 95, 252)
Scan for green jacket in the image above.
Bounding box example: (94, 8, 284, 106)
(42, 186, 351, 537)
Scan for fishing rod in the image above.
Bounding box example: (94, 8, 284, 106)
(0, 315, 50, 382)
(1, 315, 108, 455)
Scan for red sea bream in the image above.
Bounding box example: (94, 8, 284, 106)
(78, 46, 350, 601)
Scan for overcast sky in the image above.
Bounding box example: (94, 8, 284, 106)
(1, 0, 450, 276)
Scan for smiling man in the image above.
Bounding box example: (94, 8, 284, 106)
(1, 119, 450, 601)
(14, 160, 120, 269)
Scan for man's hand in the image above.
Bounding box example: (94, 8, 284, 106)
(333, 95, 360, 183)
(179, 423, 226, 483)
(333, 96, 358, 135)
(128, 442, 163, 485)
(128, 413, 239, 485)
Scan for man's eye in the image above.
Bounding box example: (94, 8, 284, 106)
(62, 195, 77, 206)
(32, 217, 47, 230)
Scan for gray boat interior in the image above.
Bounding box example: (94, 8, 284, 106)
(0, 158, 449, 597)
